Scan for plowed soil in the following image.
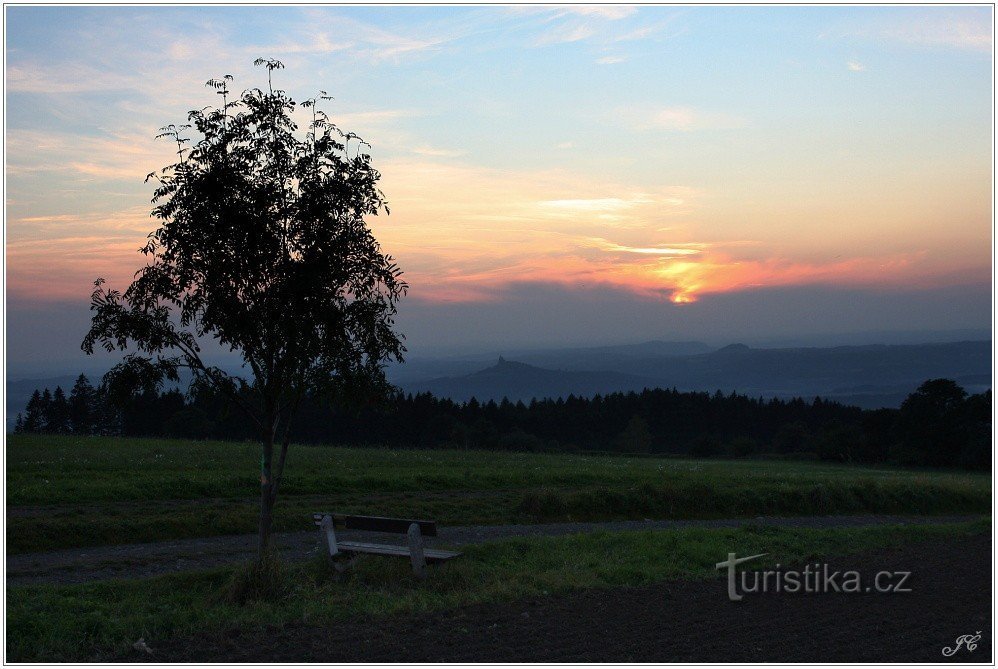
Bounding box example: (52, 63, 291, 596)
(127, 533, 991, 662)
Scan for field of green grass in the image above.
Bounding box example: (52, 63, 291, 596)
(7, 434, 991, 553)
(6, 519, 989, 661)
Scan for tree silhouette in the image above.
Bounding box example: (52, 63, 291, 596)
(39, 389, 53, 432)
(22, 390, 44, 433)
(68, 374, 97, 435)
(47, 387, 71, 434)
(897, 378, 970, 467)
(83, 59, 407, 561)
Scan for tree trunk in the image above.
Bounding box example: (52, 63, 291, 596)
(258, 422, 275, 561)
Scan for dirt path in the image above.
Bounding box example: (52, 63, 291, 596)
(127, 534, 992, 662)
(6, 514, 980, 586)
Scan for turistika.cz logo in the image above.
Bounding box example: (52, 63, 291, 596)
(715, 552, 912, 601)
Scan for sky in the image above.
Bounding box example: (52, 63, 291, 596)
(5, 5, 994, 374)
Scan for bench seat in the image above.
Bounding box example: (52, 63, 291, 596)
(313, 512, 462, 576)
(338, 540, 461, 562)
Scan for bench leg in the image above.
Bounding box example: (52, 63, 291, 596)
(407, 522, 426, 579)
(320, 515, 338, 557)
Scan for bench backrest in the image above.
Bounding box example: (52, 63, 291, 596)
(313, 513, 438, 537)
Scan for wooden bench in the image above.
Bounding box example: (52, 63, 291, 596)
(312, 513, 461, 578)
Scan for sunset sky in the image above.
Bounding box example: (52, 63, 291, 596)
(5, 5, 993, 372)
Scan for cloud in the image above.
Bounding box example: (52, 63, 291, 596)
(288, 9, 458, 63)
(394, 280, 991, 355)
(555, 141, 575, 149)
(847, 60, 865, 71)
(332, 109, 423, 126)
(563, 6, 636, 20)
(883, 15, 992, 50)
(7, 232, 152, 301)
(613, 21, 681, 43)
(6, 128, 176, 183)
(6, 62, 139, 94)
(540, 196, 654, 211)
(527, 5, 676, 48)
(585, 238, 704, 256)
(372, 160, 941, 308)
(827, 11, 992, 52)
(258, 32, 353, 55)
(322, 108, 424, 145)
(534, 23, 596, 46)
(596, 55, 626, 65)
(617, 106, 745, 132)
(9, 150, 982, 312)
(364, 159, 947, 305)
(411, 145, 465, 157)
(353, 158, 703, 302)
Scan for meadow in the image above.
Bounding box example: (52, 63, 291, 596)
(7, 434, 991, 553)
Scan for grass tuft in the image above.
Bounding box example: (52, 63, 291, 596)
(217, 552, 288, 605)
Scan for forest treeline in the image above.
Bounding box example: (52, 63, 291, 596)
(14, 374, 990, 470)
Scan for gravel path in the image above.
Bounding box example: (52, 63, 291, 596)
(7, 514, 980, 586)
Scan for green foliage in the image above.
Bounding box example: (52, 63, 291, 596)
(83, 61, 406, 417)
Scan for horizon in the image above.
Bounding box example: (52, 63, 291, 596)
(7, 329, 992, 382)
(5, 5, 993, 375)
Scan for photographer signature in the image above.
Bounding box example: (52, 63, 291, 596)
(942, 631, 982, 657)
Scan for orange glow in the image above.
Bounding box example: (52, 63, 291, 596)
(7, 155, 991, 307)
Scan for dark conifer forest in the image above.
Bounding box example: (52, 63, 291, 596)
(14, 374, 990, 471)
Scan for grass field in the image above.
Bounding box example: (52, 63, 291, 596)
(6, 519, 989, 662)
(7, 434, 991, 553)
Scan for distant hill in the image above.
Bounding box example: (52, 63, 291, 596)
(9, 340, 991, 422)
(385, 339, 713, 384)
(514, 340, 712, 370)
(403, 357, 658, 403)
(664, 340, 991, 397)
(400, 340, 991, 407)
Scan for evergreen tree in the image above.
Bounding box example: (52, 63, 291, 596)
(68, 374, 97, 435)
(614, 415, 653, 453)
(39, 389, 54, 433)
(23, 390, 44, 433)
(48, 387, 71, 434)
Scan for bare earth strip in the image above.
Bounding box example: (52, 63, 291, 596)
(126, 534, 991, 662)
(6, 514, 981, 585)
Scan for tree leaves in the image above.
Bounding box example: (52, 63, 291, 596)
(82, 60, 407, 436)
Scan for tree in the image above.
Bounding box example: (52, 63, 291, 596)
(897, 379, 968, 466)
(69, 374, 97, 435)
(39, 389, 53, 433)
(22, 390, 44, 433)
(614, 415, 652, 453)
(48, 386, 71, 434)
(82, 59, 407, 561)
